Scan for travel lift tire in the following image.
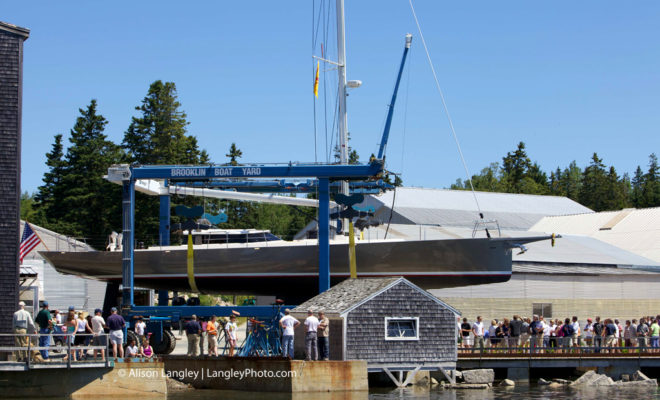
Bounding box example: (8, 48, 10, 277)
(153, 329, 176, 355)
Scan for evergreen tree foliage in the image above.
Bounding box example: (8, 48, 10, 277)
(62, 100, 123, 247)
(640, 153, 660, 207)
(631, 166, 645, 207)
(20, 192, 39, 222)
(122, 81, 210, 244)
(451, 144, 653, 213)
(35, 134, 66, 221)
(122, 80, 206, 165)
(33, 100, 122, 246)
(226, 143, 243, 166)
(578, 153, 610, 211)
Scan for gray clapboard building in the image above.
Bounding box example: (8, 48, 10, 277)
(0, 21, 29, 349)
(293, 277, 459, 386)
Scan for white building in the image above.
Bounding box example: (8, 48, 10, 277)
(305, 188, 660, 321)
(19, 221, 106, 314)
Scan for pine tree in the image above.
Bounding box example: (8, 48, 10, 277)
(60, 100, 123, 248)
(122, 80, 203, 165)
(631, 166, 644, 207)
(602, 166, 628, 210)
(35, 134, 66, 220)
(501, 142, 531, 192)
(226, 143, 243, 166)
(640, 153, 660, 207)
(122, 81, 208, 243)
(559, 161, 583, 201)
(579, 153, 609, 211)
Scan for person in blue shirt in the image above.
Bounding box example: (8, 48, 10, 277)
(107, 307, 126, 359)
(185, 315, 202, 357)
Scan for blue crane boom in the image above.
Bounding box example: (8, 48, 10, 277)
(377, 33, 413, 160)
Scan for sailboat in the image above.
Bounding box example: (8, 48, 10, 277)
(40, 1, 553, 302)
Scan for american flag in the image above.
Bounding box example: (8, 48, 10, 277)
(20, 222, 41, 263)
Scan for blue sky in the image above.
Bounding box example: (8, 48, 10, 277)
(6, 1, 660, 194)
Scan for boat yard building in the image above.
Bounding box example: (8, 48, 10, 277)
(335, 188, 660, 321)
(19, 221, 107, 313)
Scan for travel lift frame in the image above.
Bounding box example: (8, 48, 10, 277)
(106, 33, 412, 353)
(107, 161, 386, 350)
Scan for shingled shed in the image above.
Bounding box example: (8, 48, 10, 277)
(293, 277, 460, 386)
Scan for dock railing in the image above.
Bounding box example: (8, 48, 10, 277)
(458, 336, 660, 357)
(0, 332, 110, 369)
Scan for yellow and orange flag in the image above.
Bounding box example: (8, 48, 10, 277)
(314, 60, 319, 97)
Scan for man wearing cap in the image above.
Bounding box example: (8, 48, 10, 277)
(185, 315, 202, 357)
(91, 309, 107, 361)
(107, 307, 126, 359)
(279, 309, 299, 359)
(34, 301, 53, 360)
(13, 301, 35, 361)
(304, 310, 320, 361)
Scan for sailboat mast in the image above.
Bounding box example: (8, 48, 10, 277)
(336, 0, 349, 198)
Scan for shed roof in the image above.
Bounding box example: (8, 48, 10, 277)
(293, 277, 460, 316)
(359, 187, 592, 230)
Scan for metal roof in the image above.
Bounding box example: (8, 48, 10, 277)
(359, 223, 660, 269)
(20, 221, 93, 262)
(530, 207, 660, 263)
(512, 263, 660, 276)
(19, 265, 38, 278)
(361, 187, 592, 230)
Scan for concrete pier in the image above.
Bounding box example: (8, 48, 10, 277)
(458, 354, 660, 382)
(164, 356, 368, 392)
(0, 359, 167, 398)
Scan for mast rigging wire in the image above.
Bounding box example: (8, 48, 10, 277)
(408, 0, 485, 220)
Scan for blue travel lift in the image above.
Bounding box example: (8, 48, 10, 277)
(112, 33, 413, 354)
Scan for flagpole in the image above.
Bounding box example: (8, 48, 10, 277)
(26, 221, 49, 251)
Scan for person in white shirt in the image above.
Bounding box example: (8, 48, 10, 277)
(225, 315, 238, 357)
(126, 338, 139, 358)
(12, 301, 36, 362)
(135, 317, 146, 345)
(571, 316, 581, 347)
(53, 310, 62, 326)
(472, 316, 485, 352)
(91, 309, 106, 361)
(584, 318, 594, 348)
(279, 309, 300, 358)
(304, 310, 320, 361)
(541, 317, 551, 349)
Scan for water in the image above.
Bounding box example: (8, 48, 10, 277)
(165, 384, 660, 400)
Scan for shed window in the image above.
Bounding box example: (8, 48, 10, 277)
(385, 317, 419, 341)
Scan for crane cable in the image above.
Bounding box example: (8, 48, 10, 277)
(408, 0, 489, 236)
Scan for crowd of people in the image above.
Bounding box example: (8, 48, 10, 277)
(11, 301, 154, 362)
(457, 314, 660, 353)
